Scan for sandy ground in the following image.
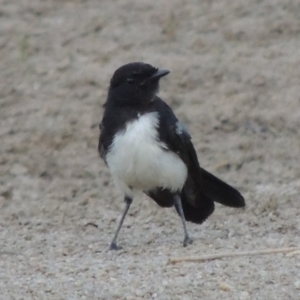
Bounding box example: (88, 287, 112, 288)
(1, 0, 300, 299)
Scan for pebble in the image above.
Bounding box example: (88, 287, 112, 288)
(294, 281, 300, 290)
(10, 164, 28, 175)
(239, 291, 250, 300)
(219, 281, 233, 291)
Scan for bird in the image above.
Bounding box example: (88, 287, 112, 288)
(99, 62, 245, 250)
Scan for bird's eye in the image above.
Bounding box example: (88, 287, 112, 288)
(126, 77, 135, 84)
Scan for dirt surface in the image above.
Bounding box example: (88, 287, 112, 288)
(1, 0, 300, 299)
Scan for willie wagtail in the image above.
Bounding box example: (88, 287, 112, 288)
(99, 62, 245, 250)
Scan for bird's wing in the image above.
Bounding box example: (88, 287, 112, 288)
(152, 97, 245, 210)
(152, 97, 200, 177)
(98, 122, 108, 162)
(148, 98, 215, 223)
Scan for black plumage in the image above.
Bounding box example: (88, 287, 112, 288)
(99, 62, 245, 249)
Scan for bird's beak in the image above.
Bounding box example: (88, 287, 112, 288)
(140, 69, 170, 86)
(149, 69, 170, 80)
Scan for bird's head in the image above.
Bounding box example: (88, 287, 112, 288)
(107, 62, 170, 107)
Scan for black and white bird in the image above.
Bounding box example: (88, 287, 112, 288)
(99, 62, 245, 250)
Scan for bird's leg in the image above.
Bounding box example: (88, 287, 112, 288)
(174, 194, 193, 247)
(109, 196, 132, 250)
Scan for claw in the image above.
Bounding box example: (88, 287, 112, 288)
(183, 236, 193, 247)
(109, 242, 123, 251)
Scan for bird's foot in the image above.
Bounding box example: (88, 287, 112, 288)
(183, 236, 193, 247)
(109, 242, 123, 251)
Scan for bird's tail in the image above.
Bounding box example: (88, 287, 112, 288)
(176, 168, 245, 224)
(200, 168, 245, 208)
(175, 190, 215, 224)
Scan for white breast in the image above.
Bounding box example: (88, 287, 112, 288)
(106, 112, 187, 198)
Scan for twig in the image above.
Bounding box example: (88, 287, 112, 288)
(169, 247, 299, 264)
(84, 222, 98, 228)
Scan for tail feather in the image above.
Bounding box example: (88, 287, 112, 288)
(176, 191, 215, 224)
(200, 168, 245, 208)
(147, 168, 244, 225)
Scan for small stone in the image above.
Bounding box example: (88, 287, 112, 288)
(57, 57, 71, 71)
(251, 75, 266, 86)
(10, 164, 28, 175)
(294, 281, 300, 290)
(239, 291, 250, 299)
(219, 282, 233, 291)
(135, 289, 144, 297)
